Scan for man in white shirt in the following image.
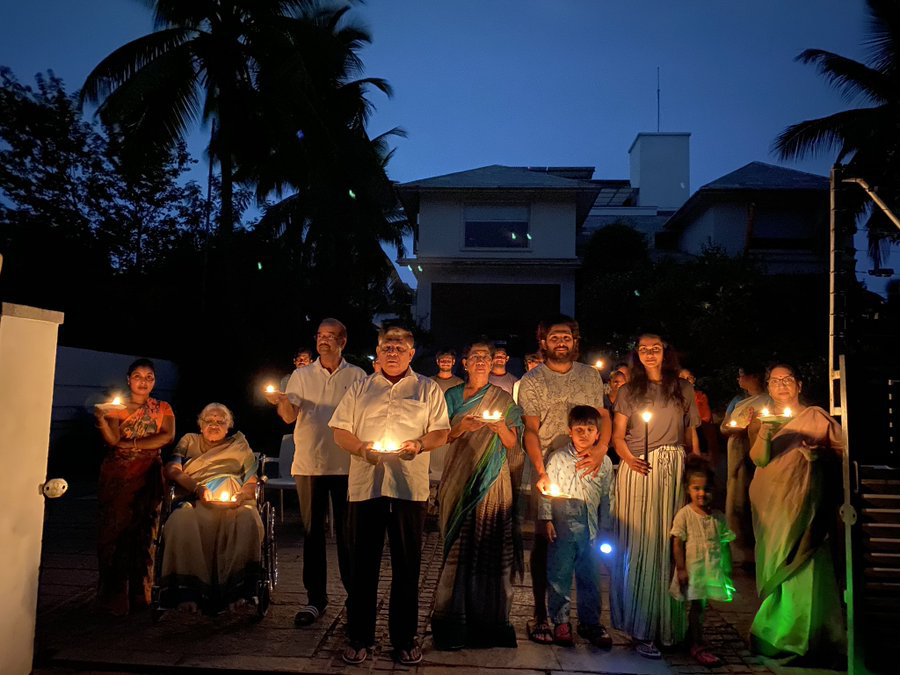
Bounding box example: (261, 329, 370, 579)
(329, 325, 450, 666)
(267, 318, 365, 627)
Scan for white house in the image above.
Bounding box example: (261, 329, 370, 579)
(661, 161, 829, 274)
(396, 165, 601, 347)
(396, 132, 694, 347)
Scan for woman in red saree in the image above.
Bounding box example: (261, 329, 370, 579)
(94, 358, 175, 615)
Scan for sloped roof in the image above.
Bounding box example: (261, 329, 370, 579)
(665, 162, 827, 232)
(397, 165, 603, 228)
(702, 161, 827, 191)
(398, 164, 599, 190)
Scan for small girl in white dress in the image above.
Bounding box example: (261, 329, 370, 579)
(670, 455, 735, 667)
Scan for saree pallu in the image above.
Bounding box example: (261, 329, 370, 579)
(611, 445, 687, 646)
(97, 398, 171, 609)
(159, 432, 263, 610)
(748, 407, 845, 660)
(432, 384, 523, 649)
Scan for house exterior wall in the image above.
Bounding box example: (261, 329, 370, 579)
(629, 133, 690, 211)
(677, 194, 827, 274)
(415, 193, 577, 259)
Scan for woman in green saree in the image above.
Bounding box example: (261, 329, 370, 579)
(747, 364, 845, 664)
(159, 403, 263, 613)
(432, 342, 525, 650)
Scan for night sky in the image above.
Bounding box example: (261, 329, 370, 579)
(1, 0, 896, 290)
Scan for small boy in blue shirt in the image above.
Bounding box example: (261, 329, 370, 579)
(539, 405, 615, 648)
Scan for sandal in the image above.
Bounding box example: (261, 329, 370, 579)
(577, 623, 612, 649)
(691, 644, 723, 667)
(526, 618, 554, 644)
(294, 604, 321, 627)
(342, 642, 372, 665)
(553, 622, 574, 646)
(635, 640, 662, 659)
(395, 639, 423, 666)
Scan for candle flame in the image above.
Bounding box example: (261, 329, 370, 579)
(265, 385, 276, 393)
(783, 407, 792, 417)
(729, 420, 737, 427)
(548, 483, 561, 497)
(761, 407, 770, 417)
(482, 410, 502, 420)
(640, 410, 652, 423)
(220, 490, 230, 502)
(594, 360, 604, 369)
(111, 396, 122, 406)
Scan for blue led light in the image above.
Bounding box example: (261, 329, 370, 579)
(599, 542, 613, 555)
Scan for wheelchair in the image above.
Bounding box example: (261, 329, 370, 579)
(151, 453, 277, 619)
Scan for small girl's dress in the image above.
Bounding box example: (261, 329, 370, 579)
(669, 505, 736, 602)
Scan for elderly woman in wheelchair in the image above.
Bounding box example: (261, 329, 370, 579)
(157, 402, 265, 614)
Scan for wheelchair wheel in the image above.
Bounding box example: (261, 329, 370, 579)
(256, 501, 277, 618)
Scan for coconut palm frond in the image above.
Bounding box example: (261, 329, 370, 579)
(80, 28, 197, 106)
(796, 48, 892, 104)
(864, 0, 900, 73)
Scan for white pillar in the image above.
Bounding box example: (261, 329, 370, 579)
(0, 303, 64, 674)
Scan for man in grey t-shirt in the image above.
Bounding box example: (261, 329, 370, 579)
(516, 315, 610, 643)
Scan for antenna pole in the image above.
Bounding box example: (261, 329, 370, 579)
(656, 66, 661, 132)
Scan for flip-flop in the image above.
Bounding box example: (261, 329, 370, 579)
(577, 623, 613, 649)
(691, 644, 723, 667)
(293, 605, 320, 626)
(342, 642, 372, 665)
(635, 640, 662, 659)
(527, 618, 554, 644)
(395, 640, 423, 665)
(553, 622, 574, 646)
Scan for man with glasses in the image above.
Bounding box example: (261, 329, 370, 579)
(516, 315, 611, 645)
(329, 325, 450, 666)
(265, 318, 365, 627)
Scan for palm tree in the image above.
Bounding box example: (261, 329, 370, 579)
(247, 4, 410, 314)
(773, 0, 900, 264)
(80, 0, 317, 234)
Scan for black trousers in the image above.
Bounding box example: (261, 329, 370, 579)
(346, 497, 426, 648)
(295, 475, 352, 610)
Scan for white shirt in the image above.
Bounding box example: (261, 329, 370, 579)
(285, 357, 366, 476)
(328, 367, 450, 502)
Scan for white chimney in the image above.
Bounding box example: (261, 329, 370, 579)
(628, 132, 690, 211)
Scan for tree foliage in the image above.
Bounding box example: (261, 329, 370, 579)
(578, 224, 829, 406)
(773, 0, 900, 264)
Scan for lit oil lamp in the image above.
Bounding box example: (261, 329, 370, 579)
(216, 489, 237, 503)
(481, 410, 502, 421)
(265, 385, 276, 394)
(372, 440, 400, 453)
(729, 420, 738, 428)
(761, 407, 770, 418)
(111, 396, 122, 406)
(547, 483, 562, 497)
(783, 407, 793, 417)
(594, 359, 604, 370)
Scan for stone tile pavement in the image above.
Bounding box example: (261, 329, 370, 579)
(32, 488, 808, 674)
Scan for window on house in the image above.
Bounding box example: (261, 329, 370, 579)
(464, 205, 529, 248)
